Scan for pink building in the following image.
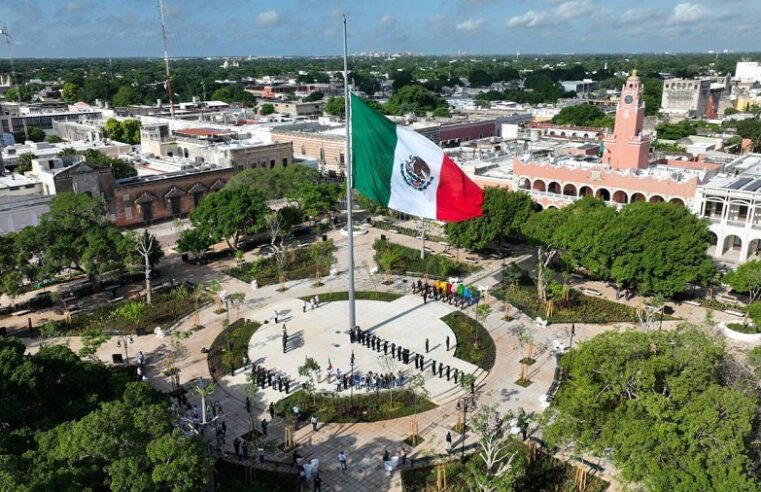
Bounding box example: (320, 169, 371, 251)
(507, 72, 712, 211)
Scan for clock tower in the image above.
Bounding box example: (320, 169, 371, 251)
(602, 71, 650, 170)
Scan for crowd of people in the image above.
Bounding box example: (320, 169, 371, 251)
(412, 278, 479, 307)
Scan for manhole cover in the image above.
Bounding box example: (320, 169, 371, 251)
(333, 343, 341, 348)
(335, 330, 342, 334)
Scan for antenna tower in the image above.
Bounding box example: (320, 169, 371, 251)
(0, 26, 29, 142)
(157, 0, 175, 118)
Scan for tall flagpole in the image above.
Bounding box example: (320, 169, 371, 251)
(342, 14, 356, 333)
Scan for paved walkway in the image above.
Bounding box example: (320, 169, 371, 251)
(11, 222, 756, 491)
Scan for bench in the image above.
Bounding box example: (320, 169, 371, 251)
(570, 273, 585, 279)
(572, 456, 605, 473)
(389, 229, 399, 233)
(438, 241, 449, 246)
(107, 296, 125, 304)
(583, 289, 602, 297)
(442, 253, 453, 258)
(11, 309, 31, 316)
(725, 309, 744, 317)
(683, 300, 701, 307)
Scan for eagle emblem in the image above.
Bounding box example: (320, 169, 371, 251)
(400, 155, 434, 191)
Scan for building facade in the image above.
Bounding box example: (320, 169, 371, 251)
(660, 78, 712, 119)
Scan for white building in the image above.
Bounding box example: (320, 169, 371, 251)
(661, 78, 712, 118)
(735, 61, 761, 84)
(1, 140, 132, 171)
(0, 173, 50, 234)
(693, 154, 761, 264)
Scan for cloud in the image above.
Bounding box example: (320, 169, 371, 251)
(620, 8, 657, 24)
(506, 11, 548, 28)
(456, 18, 484, 31)
(255, 10, 280, 27)
(669, 3, 709, 24)
(554, 0, 596, 20)
(58, 1, 88, 16)
(378, 14, 395, 28)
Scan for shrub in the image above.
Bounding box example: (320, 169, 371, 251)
(208, 319, 261, 377)
(301, 291, 402, 303)
(225, 240, 334, 286)
(372, 239, 476, 278)
(442, 311, 496, 371)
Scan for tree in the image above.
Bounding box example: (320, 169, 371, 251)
(391, 70, 414, 91)
(111, 85, 141, 107)
(552, 104, 610, 127)
(14, 152, 36, 174)
(445, 188, 536, 251)
(189, 187, 267, 250)
(298, 357, 320, 406)
(543, 325, 757, 492)
(120, 118, 142, 144)
(104, 117, 124, 141)
(132, 230, 158, 304)
(432, 106, 451, 118)
(260, 103, 275, 115)
(80, 148, 137, 178)
(324, 96, 345, 117)
(725, 260, 761, 306)
(466, 403, 524, 492)
(385, 85, 448, 116)
(468, 68, 493, 88)
(656, 120, 697, 140)
(146, 429, 210, 492)
(304, 91, 324, 102)
(60, 82, 81, 102)
(14, 126, 46, 143)
(177, 226, 214, 261)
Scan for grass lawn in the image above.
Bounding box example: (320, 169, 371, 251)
(495, 284, 640, 324)
(214, 459, 299, 492)
(400, 444, 608, 492)
(274, 389, 436, 424)
(373, 239, 477, 279)
(300, 291, 403, 303)
(225, 241, 334, 287)
(208, 319, 262, 378)
(441, 311, 496, 371)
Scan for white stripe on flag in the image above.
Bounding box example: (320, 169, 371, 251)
(388, 126, 445, 219)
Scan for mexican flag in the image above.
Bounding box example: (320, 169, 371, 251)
(350, 94, 484, 222)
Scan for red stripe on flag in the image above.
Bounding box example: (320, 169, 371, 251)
(435, 154, 484, 222)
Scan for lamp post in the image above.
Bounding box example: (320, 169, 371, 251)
(116, 334, 134, 364)
(457, 396, 476, 463)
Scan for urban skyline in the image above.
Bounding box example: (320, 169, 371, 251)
(1, 0, 759, 58)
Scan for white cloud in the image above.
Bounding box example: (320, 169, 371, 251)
(456, 18, 484, 31)
(255, 10, 280, 28)
(378, 14, 395, 28)
(670, 3, 709, 24)
(555, 0, 596, 20)
(620, 8, 657, 24)
(506, 11, 548, 28)
(323, 27, 336, 37)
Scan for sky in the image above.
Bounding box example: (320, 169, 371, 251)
(0, 0, 759, 58)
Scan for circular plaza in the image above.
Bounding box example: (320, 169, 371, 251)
(217, 294, 486, 409)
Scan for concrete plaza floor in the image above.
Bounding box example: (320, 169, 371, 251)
(219, 296, 482, 407)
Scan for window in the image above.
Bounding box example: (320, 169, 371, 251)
(282, 158, 288, 167)
(169, 196, 182, 215)
(141, 202, 153, 223)
(270, 159, 275, 169)
(193, 192, 204, 208)
(738, 205, 749, 220)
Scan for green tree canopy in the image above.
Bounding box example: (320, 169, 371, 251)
(60, 82, 81, 102)
(724, 259, 761, 304)
(656, 120, 698, 140)
(79, 148, 137, 179)
(188, 186, 267, 250)
(444, 188, 536, 251)
(14, 152, 36, 174)
(14, 126, 46, 143)
(324, 96, 345, 117)
(111, 85, 141, 107)
(552, 104, 612, 127)
(260, 103, 275, 115)
(544, 326, 758, 492)
(385, 84, 448, 116)
(521, 198, 715, 296)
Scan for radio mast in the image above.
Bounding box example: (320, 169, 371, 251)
(157, 0, 175, 119)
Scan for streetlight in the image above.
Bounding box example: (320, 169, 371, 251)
(116, 334, 134, 364)
(456, 396, 476, 463)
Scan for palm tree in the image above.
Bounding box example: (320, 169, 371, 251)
(193, 379, 217, 425)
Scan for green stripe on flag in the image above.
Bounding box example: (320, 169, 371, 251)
(350, 94, 396, 206)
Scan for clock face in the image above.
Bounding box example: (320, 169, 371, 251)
(624, 95, 634, 104)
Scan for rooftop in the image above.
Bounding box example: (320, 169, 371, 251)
(700, 154, 761, 192)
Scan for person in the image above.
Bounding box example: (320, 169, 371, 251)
(274, 309, 279, 324)
(383, 449, 390, 463)
(446, 431, 452, 450)
(313, 473, 323, 492)
(138, 350, 145, 366)
(269, 402, 275, 419)
(414, 354, 419, 369)
(438, 361, 444, 378)
(282, 334, 287, 353)
(233, 437, 241, 459)
(242, 354, 249, 371)
(261, 418, 268, 436)
(338, 451, 347, 471)
(419, 355, 425, 371)
(425, 338, 430, 353)
(400, 447, 407, 465)
(241, 440, 249, 460)
(311, 297, 316, 310)
(303, 300, 308, 313)
(282, 323, 287, 336)
(423, 289, 427, 304)
(136, 365, 143, 381)
(446, 365, 451, 381)
(445, 336, 450, 351)
(311, 414, 318, 431)
(316, 294, 320, 307)
(201, 346, 209, 354)
(285, 378, 290, 393)
(221, 421, 227, 435)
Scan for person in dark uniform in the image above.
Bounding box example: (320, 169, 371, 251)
(431, 360, 437, 375)
(419, 355, 425, 371)
(446, 365, 451, 381)
(438, 362, 444, 378)
(384, 340, 388, 354)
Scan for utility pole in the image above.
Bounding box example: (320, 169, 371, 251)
(0, 26, 29, 142)
(157, 0, 175, 119)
